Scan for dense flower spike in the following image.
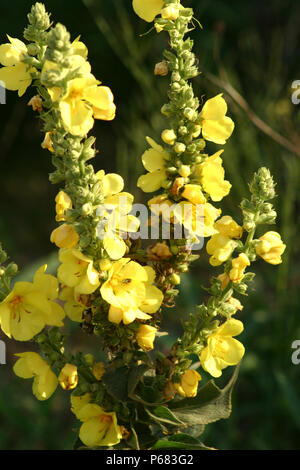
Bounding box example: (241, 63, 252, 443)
(0, 1, 286, 451)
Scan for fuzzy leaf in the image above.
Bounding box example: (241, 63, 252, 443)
(146, 405, 185, 426)
(169, 365, 239, 425)
(152, 433, 215, 450)
(102, 366, 129, 402)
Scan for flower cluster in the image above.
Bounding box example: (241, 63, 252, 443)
(0, 0, 286, 451)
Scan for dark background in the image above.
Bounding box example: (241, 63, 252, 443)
(0, 0, 299, 450)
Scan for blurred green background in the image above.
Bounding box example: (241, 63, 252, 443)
(0, 0, 300, 450)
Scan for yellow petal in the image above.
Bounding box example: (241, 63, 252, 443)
(141, 285, 163, 314)
(84, 85, 115, 118)
(102, 173, 124, 196)
(132, 0, 164, 22)
(217, 318, 244, 337)
(137, 170, 166, 192)
(202, 116, 234, 145)
(142, 148, 166, 172)
(103, 234, 127, 260)
(201, 94, 227, 120)
(33, 265, 58, 299)
(0, 62, 31, 96)
(59, 99, 94, 136)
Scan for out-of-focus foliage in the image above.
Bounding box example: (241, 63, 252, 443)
(0, 0, 299, 449)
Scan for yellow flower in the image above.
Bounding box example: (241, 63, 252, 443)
(199, 94, 234, 144)
(58, 364, 78, 390)
(174, 370, 201, 397)
(100, 259, 163, 325)
(255, 231, 286, 265)
(55, 76, 116, 136)
(206, 233, 237, 266)
(58, 248, 100, 296)
(214, 215, 243, 239)
(13, 352, 58, 400)
(173, 201, 221, 237)
(96, 171, 140, 260)
(55, 191, 72, 222)
(132, 0, 164, 22)
(136, 324, 157, 351)
(200, 319, 245, 378)
(181, 184, 206, 205)
(229, 253, 250, 283)
(198, 150, 231, 201)
(59, 285, 89, 322)
(137, 137, 169, 193)
(0, 265, 65, 341)
(0, 35, 32, 96)
(76, 403, 122, 448)
(50, 223, 79, 249)
(71, 36, 88, 59)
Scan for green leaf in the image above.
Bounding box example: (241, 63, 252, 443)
(128, 364, 149, 397)
(152, 433, 215, 450)
(102, 366, 129, 402)
(184, 424, 206, 438)
(146, 406, 185, 427)
(169, 365, 240, 426)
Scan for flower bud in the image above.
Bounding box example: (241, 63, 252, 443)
(58, 364, 78, 390)
(169, 273, 181, 285)
(174, 142, 186, 154)
(192, 124, 201, 138)
(229, 253, 250, 283)
(136, 325, 157, 351)
(184, 108, 196, 121)
(249, 167, 276, 201)
(161, 129, 177, 145)
(81, 203, 93, 216)
(5, 263, 18, 277)
(255, 231, 286, 265)
(174, 370, 201, 398)
(161, 6, 180, 21)
(178, 165, 191, 178)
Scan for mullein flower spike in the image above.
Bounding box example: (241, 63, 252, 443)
(0, 1, 286, 450)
